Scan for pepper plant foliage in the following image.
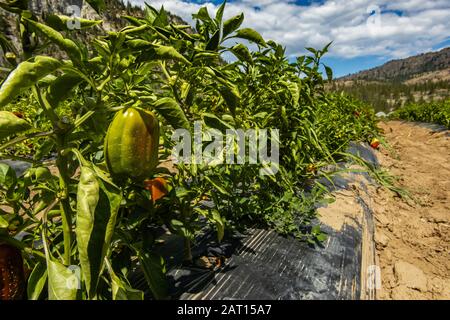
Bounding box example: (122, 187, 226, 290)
(0, 0, 378, 300)
(390, 99, 450, 128)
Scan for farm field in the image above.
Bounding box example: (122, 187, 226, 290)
(0, 0, 449, 303)
(372, 121, 449, 299)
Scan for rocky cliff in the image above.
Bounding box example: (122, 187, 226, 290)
(0, 0, 185, 64)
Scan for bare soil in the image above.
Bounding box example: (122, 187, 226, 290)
(373, 120, 450, 299)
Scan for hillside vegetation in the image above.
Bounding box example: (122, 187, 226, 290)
(331, 79, 450, 112)
(331, 47, 450, 112)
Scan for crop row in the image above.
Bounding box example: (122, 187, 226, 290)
(0, 1, 379, 300)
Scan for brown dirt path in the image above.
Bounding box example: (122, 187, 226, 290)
(373, 120, 450, 299)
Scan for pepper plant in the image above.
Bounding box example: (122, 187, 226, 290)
(0, 0, 379, 300)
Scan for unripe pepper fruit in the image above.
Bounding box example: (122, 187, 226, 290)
(105, 107, 160, 181)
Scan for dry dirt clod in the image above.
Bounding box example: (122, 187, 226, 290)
(394, 261, 428, 292)
(375, 230, 390, 249)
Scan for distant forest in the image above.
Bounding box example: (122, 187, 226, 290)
(329, 80, 450, 112)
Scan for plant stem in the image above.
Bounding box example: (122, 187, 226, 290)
(0, 130, 53, 152)
(32, 85, 60, 127)
(184, 237, 192, 263)
(33, 85, 73, 265)
(56, 152, 73, 266)
(182, 205, 193, 263)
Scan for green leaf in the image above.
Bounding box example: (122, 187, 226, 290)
(170, 219, 191, 238)
(0, 111, 32, 140)
(0, 215, 8, 229)
(37, 74, 57, 86)
(106, 259, 143, 300)
(306, 47, 317, 55)
(46, 72, 83, 107)
(321, 41, 333, 55)
(153, 45, 191, 65)
(144, 4, 158, 24)
(215, 1, 226, 24)
(311, 225, 321, 234)
(275, 44, 285, 58)
(122, 15, 146, 26)
(195, 209, 225, 242)
(222, 13, 244, 38)
(34, 139, 55, 161)
(47, 260, 79, 300)
(296, 56, 305, 66)
(111, 275, 144, 300)
(84, 0, 106, 14)
(26, 19, 82, 62)
(170, 24, 197, 41)
(316, 233, 327, 242)
(212, 210, 225, 242)
(0, 56, 61, 107)
(0, 163, 17, 190)
(137, 250, 168, 300)
(218, 86, 240, 116)
(153, 6, 169, 27)
(194, 7, 212, 22)
(0, 33, 15, 54)
(27, 262, 48, 300)
(325, 65, 333, 81)
(76, 166, 122, 299)
(126, 39, 152, 50)
(153, 97, 190, 131)
(206, 29, 221, 51)
(204, 176, 230, 196)
(0, 1, 26, 14)
(202, 112, 234, 132)
(0, 0, 27, 13)
(43, 233, 79, 301)
(221, 114, 235, 126)
(234, 28, 266, 47)
(32, 167, 52, 183)
(284, 81, 300, 107)
(229, 43, 253, 64)
(193, 51, 220, 63)
(45, 14, 102, 31)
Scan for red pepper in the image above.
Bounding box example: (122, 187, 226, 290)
(144, 177, 169, 203)
(370, 138, 381, 149)
(0, 244, 25, 300)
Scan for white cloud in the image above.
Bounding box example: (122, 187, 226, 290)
(127, 0, 450, 59)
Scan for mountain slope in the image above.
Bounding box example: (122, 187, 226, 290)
(332, 48, 450, 111)
(341, 47, 450, 83)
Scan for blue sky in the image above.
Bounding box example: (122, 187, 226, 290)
(127, 0, 450, 77)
